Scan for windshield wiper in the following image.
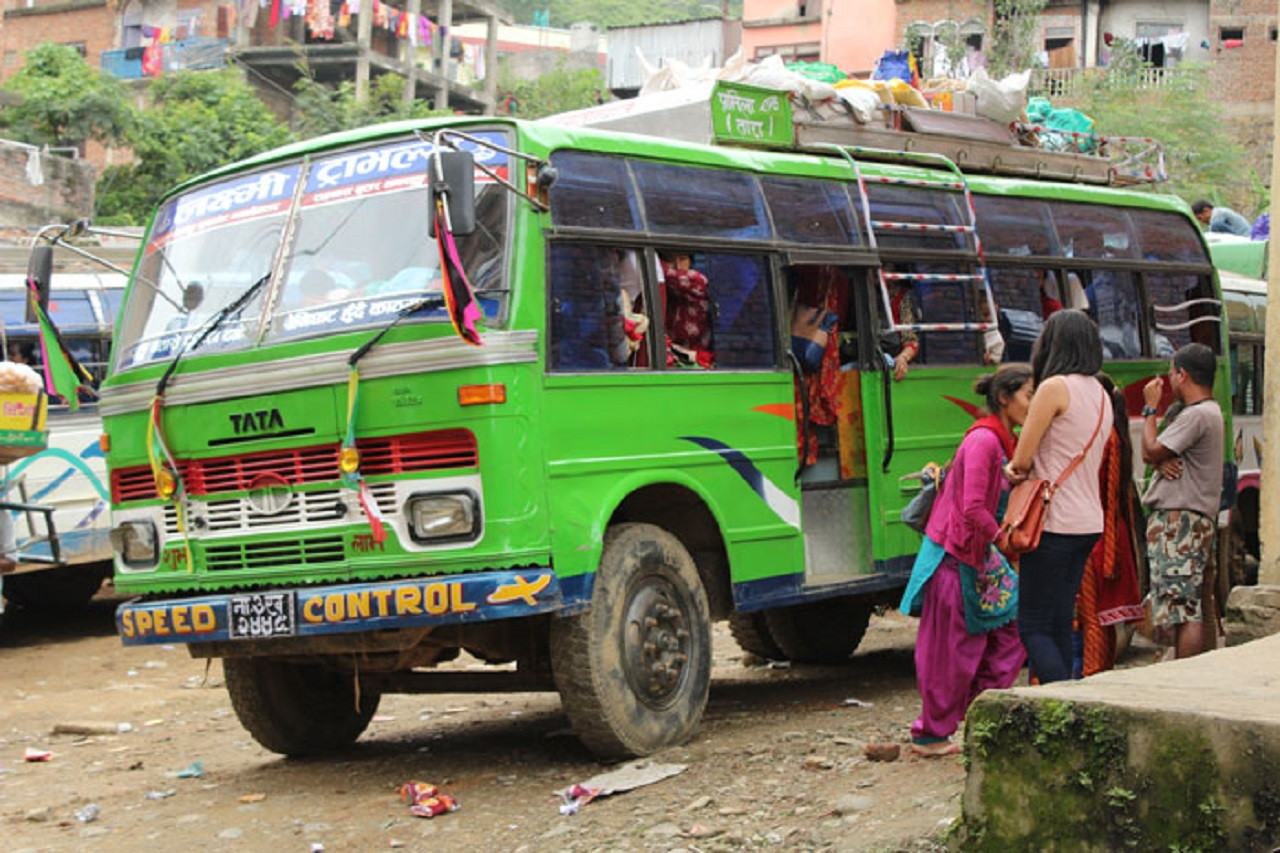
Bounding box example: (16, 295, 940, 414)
(155, 271, 272, 396)
(348, 294, 445, 369)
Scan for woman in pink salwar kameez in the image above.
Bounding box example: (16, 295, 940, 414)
(899, 364, 1033, 756)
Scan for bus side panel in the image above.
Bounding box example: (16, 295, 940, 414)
(7, 411, 111, 565)
(861, 366, 984, 574)
(541, 374, 802, 585)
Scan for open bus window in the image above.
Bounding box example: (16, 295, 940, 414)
(674, 252, 775, 369)
(1146, 273, 1220, 356)
(885, 265, 983, 365)
(549, 244, 651, 371)
(1080, 269, 1141, 359)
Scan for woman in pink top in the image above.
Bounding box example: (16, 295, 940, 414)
(1005, 310, 1112, 683)
(899, 364, 1033, 756)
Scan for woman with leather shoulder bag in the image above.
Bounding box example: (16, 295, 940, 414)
(1004, 310, 1112, 684)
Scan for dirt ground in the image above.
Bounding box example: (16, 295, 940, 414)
(0, 585, 1143, 852)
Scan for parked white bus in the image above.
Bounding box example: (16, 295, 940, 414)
(0, 254, 128, 616)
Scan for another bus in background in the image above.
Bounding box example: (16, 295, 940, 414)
(0, 241, 130, 618)
(1218, 269, 1265, 587)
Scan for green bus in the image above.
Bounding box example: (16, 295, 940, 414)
(96, 109, 1229, 759)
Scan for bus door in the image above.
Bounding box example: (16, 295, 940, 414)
(785, 261, 877, 584)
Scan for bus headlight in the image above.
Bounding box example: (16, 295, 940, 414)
(109, 520, 159, 567)
(406, 492, 478, 543)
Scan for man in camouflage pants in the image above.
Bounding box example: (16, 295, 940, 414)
(1140, 343, 1224, 659)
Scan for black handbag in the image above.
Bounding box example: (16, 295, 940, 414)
(902, 463, 946, 534)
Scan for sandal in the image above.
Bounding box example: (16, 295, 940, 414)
(910, 740, 961, 758)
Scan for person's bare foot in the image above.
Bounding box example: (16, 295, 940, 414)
(0, 557, 15, 574)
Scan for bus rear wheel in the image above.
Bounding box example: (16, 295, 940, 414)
(728, 611, 786, 661)
(764, 597, 872, 664)
(223, 657, 380, 756)
(550, 523, 711, 760)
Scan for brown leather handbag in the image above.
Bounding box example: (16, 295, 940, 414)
(997, 387, 1108, 558)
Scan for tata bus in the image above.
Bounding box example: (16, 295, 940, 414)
(97, 99, 1229, 758)
(1218, 270, 1265, 586)
(0, 253, 127, 618)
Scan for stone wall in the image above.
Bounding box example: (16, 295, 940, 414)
(0, 142, 95, 227)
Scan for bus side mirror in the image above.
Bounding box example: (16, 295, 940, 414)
(25, 245, 53, 324)
(428, 150, 476, 238)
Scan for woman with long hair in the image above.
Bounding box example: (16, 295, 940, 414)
(1074, 374, 1146, 677)
(901, 364, 1033, 756)
(1005, 310, 1112, 684)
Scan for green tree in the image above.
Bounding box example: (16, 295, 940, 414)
(292, 72, 450, 139)
(1070, 63, 1259, 213)
(498, 61, 605, 119)
(95, 69, 293, 225)
(0, 42, 134, 148)
(987, 0, 1047, 78)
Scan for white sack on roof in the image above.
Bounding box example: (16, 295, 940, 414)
(967, 67, 1030, 125)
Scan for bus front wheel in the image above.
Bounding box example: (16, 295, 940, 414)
(223, 657, 380, 756)
(550, 523, 712, 759)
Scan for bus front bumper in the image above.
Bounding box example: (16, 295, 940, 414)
(116, 567, 561, 647)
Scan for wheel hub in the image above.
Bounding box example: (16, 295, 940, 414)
(622, 578, 691, 709)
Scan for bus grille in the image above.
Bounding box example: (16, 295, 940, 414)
(163, 482, 397, 536)
(113, 429, 477, 502)
(203, 535, 346, 571)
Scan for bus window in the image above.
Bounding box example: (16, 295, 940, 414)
(1080, 269, 1141, 359)
(693, 252, 775, 368)
(866, 185, 969, 251)
(548, 152, 641, 230)
(973, 196, 1056, 255)
(987, 267, 1046, 362)
(1233, 343, 1261, 416)
(762, 177, 861, 246)
(1051, 201, 1138, 260)
(1129, 209, 1209, 264)
(1146, 273, 1220, 355)
(632, 161, 770, 241)
(549, 244, 650, 371)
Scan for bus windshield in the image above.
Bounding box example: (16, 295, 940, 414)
(113, 132, 512, 371)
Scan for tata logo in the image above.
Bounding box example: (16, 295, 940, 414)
(246, 472, 293, 517)
(230, 409, 284, 435)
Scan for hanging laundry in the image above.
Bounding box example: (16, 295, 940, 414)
(337, 1, 350, 26)
(396, 10, 409, 38)
(417, 15, 431, 45)
(269, 0, 281, 28)
(142, 41, 163, 76)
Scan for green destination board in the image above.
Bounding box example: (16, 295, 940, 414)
(710, 81, 793, 147)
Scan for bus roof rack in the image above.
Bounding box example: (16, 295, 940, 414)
(546, 81, 1165, 188)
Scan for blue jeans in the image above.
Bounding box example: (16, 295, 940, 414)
(1017, 531, 1100, 684)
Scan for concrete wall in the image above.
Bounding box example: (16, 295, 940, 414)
(0, 141, 95, 227)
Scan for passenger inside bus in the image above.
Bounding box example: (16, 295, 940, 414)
(789, 266, 851, 469)
(660, 252, 713, 369)
(881, 277, 919, 381)
(7, 341, 34, 365)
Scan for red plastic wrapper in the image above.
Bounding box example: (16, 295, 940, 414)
(398, 781, 459, 819)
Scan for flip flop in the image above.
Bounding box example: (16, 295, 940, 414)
(910, 740, 961, 758)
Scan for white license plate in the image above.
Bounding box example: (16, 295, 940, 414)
(227, 592, 297, 640)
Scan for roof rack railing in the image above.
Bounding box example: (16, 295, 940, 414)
(1012, 122, 1167, 185)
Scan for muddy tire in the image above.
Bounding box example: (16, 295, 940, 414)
(223, 657, 379, 756)
(550, 523, 711, 760)
(3, 563, 109, 611)
(728, 611, 785, 660)
(764, 597, 872, 664)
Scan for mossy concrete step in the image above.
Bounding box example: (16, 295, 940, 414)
(957, 634, 1280, 850)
